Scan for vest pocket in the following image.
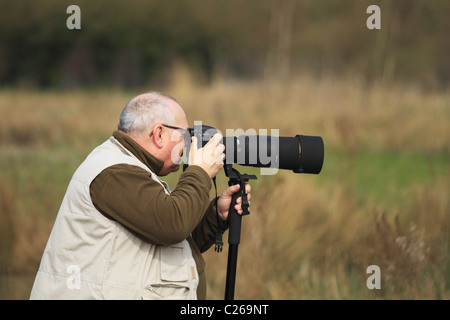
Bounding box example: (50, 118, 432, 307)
(142, 243, 192, 300)
(160, 244, 189, 282)
(142, 283, 190, 300)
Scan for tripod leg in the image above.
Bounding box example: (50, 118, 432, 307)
(224, 191, 241, 300)
(225, 244, 239, 300)
(222, 167, 256, 300)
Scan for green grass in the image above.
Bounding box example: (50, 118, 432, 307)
(356, 151, 448, 205)
(320, 147, 450, 209)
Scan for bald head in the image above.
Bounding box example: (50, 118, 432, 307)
(117, 91, 189, 175)
(118, 91, 186, 137)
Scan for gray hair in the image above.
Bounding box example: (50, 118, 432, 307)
(117, 92, 176, 136)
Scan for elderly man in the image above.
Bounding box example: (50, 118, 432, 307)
(30, 91, 251, 300)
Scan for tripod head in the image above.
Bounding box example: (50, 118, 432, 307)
(224, 164, 257, 216)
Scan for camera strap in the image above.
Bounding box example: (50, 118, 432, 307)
(213, 177, 228, 253)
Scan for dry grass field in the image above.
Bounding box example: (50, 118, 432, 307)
(0, 72, 449, 299)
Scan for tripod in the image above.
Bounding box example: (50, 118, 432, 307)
(223, 164, 257, 300)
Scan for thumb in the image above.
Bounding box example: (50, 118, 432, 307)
(191, 136, 198, 151)
(189, 137, 198, 163)
(225, 184, 241, 196)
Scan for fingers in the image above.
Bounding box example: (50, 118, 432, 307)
(201, 133, 222, 150)
(206, 133, 224, 164)
(225, 183, 252, 196)
(192, 133, 224, 160)
(235, 196, 251, 206)
(217, 183, 252, 219)
(228, 184, 241, 193)
(235, 192, 251, 204)
(235, 195, 251, 214)
(227, 183, 251, 195)
(214, 143, 225, 157)
(232, 184, 252, 214)
(189, 133, 224, 178)
(223, 184, 240, 198)
(209, 133, 223, 147)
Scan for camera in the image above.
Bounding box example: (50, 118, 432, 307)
(185, 123, 324, 174)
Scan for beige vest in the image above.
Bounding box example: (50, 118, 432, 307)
(30, 137, 198, 300)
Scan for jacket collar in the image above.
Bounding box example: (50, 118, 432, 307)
(113, 130, 164, 175)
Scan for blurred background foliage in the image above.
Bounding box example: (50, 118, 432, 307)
(0, 0, 449, 89)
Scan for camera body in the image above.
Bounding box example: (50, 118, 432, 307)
(189, 124, 219, 148)
(187, 123, 324, 174)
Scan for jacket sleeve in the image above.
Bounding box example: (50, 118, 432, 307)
(191, 199, 229, 253)
(90, 164, 212, 246)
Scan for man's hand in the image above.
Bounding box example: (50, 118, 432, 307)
(189, 133, 225, 178)
(217, 183, 252, 220)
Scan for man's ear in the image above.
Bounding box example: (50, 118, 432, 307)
(151, 124, 164, 148)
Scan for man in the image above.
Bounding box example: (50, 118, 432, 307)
(30, 91, 251, 299)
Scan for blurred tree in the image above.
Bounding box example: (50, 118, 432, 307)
(265, 0, 297, 82)
(61, 40, 96, 88)
(0, 0, 447, 89)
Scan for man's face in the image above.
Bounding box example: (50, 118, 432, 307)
(161, 125, 189, 175)
(158, 102, 190, 176)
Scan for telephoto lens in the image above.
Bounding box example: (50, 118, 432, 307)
(186, 123, 324, 174)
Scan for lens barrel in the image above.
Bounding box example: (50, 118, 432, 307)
(187, 125, 324, 174)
